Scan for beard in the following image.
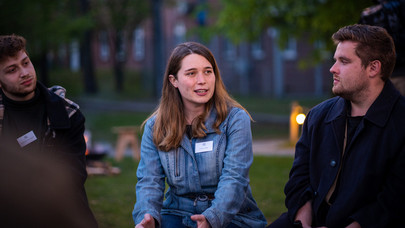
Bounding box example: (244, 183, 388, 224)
(332, 79, 369, 101)
(0, 80, 36, 100)
(11, 90, 35, 98)
(333, 87, 355, 100)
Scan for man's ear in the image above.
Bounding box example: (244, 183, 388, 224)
(169, 75, 178, 88)
(368, 60, 381, 78)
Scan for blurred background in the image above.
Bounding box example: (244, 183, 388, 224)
(0, 0, 375, 227)
(0, 0, 373, 142)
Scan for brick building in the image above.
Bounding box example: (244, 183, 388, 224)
(90, 0, 333, 97)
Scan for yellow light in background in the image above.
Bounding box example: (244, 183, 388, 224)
(290, 101, 307, 143)
(296, 113, 306, 125)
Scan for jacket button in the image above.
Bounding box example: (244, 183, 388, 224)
(330, 160, 337, 167)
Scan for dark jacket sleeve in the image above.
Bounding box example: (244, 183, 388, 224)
(57, 110, 87, 182)
(43, 85, 98, 227)
(284, 109, 315, 223)
(43, 84, 88, 184)
(51, 110, 98, 228)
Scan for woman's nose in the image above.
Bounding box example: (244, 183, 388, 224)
(196, 72, 206, 84)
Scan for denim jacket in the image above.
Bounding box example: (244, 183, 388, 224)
(133, 107, 267, 228)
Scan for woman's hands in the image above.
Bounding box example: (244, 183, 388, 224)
(135, 214, 155, 228)
(135, 213, 214, 228)
(191, 214, 211, 228)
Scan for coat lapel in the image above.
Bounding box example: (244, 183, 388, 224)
(325, 98, 348, 156)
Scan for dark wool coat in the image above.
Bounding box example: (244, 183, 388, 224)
(0, 82, 98, 228)
(285, 81, 405, 228)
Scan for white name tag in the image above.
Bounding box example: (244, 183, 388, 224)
(17, 130, 37, 148)
(195, 141, 213, 153)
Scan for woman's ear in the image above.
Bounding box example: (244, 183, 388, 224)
(168, 75, 178, 88)
(368, 60, 381, 78)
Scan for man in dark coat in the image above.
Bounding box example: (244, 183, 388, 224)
(268, 24, 405, 228)
(0, 34, 98, 227)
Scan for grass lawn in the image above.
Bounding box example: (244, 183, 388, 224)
(85, 156, 293, 227)
(85, 158, 138, 228)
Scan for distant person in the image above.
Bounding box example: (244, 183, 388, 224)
(132, 41, 267, 228)
(268, 24, 405, 228)
(359, 0, 405, 95)
(0, 34, 97, 227)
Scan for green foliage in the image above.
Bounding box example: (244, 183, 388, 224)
(213, 0, 371, 52)
(0, 0, 93, 54)
(215, 0, 272, 43)
(90, 0, 150, 38)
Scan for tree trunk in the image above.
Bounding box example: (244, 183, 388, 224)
(113, 31, 124, 92)
(80, 30, 98, 94)
(38, 50, 49, 87)
(80, 0, 98, 94)
(152, 0, 164, 98)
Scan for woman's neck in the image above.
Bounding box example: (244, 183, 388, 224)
(184, 105, 205, 124)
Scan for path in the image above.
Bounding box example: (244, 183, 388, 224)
(252, 139, 294, 156)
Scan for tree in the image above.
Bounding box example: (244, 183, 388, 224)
(0, 0, 93, 86)
(91, 0, 150, 92)
(211, 0, 372, 62)
(151, 0, 165, 98)
(80, 0, 98, 94)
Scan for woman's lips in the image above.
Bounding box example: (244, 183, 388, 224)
(195, 89, 208, 96)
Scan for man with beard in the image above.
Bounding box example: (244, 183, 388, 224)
(0, 34, 97, 227)
(268, 24, 405, 228)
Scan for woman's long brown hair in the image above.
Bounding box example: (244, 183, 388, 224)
(143, 42, 250, 151)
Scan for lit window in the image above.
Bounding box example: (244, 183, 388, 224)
(252, 38, 265, 60)
(283, 37, 297, 60)
(225, 40, 236, 61)
(133, 27, 145, 61)
(174, 22, 186, 44)
(99, 31, 110, 62)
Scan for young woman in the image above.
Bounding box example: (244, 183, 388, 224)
(132, 42, 267, 228)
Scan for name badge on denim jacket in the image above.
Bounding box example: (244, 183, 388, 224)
(195, 141, 213, 153)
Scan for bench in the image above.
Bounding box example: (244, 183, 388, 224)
(112, 126, 140, 161)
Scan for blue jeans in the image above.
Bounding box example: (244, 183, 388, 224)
(161, 214, 241, 228)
